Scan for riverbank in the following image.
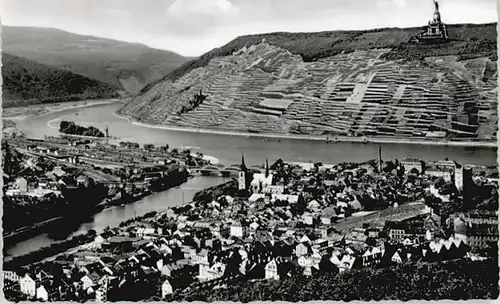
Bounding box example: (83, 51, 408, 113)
(115, 111, 497, 149)
(3, 99, 124, 120)
(5, 171, 189, 250)
(4, 178, 230, 268)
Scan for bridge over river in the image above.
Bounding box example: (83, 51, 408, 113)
(189, 163, 268, 177)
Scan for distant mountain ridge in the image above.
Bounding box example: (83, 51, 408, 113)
(2, 26, 192, 94)
(121, 22, 497, 141)
(2, 52, 119, 107)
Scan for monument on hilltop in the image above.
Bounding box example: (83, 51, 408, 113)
(412, 0, 449, 44)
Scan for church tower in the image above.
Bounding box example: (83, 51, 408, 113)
(265, 158, 270, 178)
(238, 154, 249, 190)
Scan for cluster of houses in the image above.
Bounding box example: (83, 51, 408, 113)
(4, 162, 87, 200)
(3, 157, 497, 302)
(3, 206, 472, 302)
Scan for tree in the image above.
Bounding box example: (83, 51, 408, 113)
(144, 144, 155, 151)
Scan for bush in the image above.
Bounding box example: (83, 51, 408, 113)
(171, 259, 499, 302)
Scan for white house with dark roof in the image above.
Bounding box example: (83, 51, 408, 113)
(161, 279, 173, 298)
(20, 274, 37, 297)
(230, 221, 246, 238)
(265, 259, 280, 280)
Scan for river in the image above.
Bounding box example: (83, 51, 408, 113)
(17, 102, 497, 167)
(5, 176, 226, 257)
(8, 100, 497, 257)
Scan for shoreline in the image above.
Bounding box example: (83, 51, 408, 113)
(4, 99, 123, 121)
(114, 111, 497, 149)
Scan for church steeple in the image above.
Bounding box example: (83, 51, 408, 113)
(240, 154, 247, 172)
(265, 158, 269, 178)
(238, 154, 250, 191)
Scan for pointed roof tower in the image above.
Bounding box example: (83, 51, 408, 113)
(265, 158, 270, 177)
(240, 154, 248, 172)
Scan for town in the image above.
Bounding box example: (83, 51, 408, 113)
(2, 136, 498, 301)
(2, 135, 209, 247)
(1, 0, 498, 302)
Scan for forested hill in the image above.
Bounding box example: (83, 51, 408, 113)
(145, 22, 496, 92)
(2, 26, 191, 94)
(2, 53, 119, 107)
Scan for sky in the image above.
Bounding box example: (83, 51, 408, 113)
(2, 0, 497, 57)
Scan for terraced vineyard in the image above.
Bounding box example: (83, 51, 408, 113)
(120, 39, 497, 141)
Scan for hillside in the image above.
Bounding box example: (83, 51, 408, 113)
(120, 23, 498, 141)
(146, 23, 497, 90)
(166, 259, 499, 301)
(2, 26, 191, 94)
(2, 53, 119, 107)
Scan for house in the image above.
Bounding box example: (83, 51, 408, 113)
(81, 274, 96, 291)
(136, 227, 156, 238)
(362, 246, 385, 267)
(307, 200, 322, 211)
(207, 262, 226, 281)
(264, 259, 280, 280)
(345, 229, 368, 244)
(210, 223, 229, 238)
(264, 185, 285, 194)
(391, 250, 408, 264)
(249, 193, 266, 203)
(161, 279, 173, 298)
(401, 158, 423, 175)
(194, 249, 211, 265)
(251, 173, 274, 193)
(3, 270, 21, 282)
(339, 255, 358, 272)
(386, 221, 407, 241)
(95, 279, 109, 302)
(36, 285, 49, 302)
(14, 177, 28, 192)
(304, 262, 321, 276)
(302, 213, 318, 226)
(249, 222, 260, 231)
(87, 235, 106, 250)
(272, 194, 299, 204)
(20, 274, 37, 297)
(230, 221, 246, 238)
(295, 243, 311, 257)
(320, 215, 336, 225)
(76, 175, 90, 187)
(166, 209, 178, 219)
(297, 255, 313, 268)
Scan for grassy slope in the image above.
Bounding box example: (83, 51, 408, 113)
(2, 53, 119, 107)
(144, 23, 496, 93)
(2, 26, 191, 94)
